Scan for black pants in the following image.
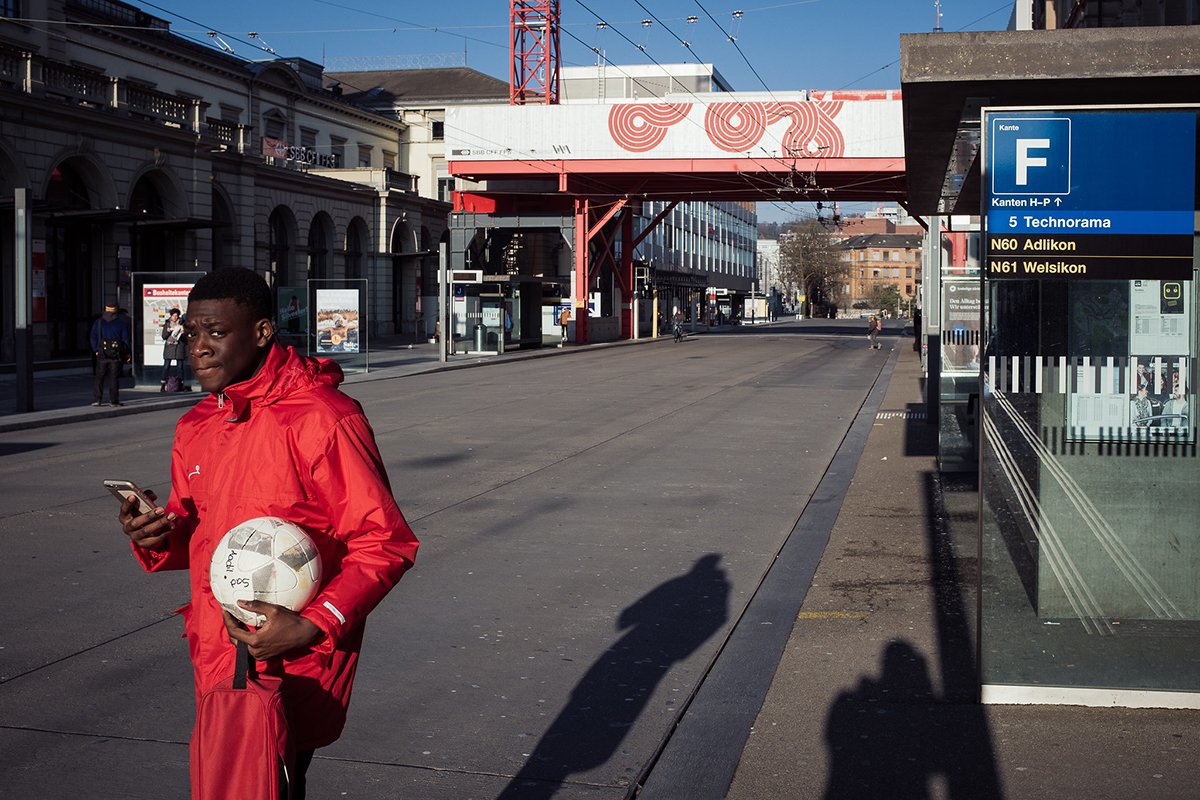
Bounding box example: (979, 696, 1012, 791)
(293, 749, 315, 800)
(161, 357, 187, 385)
(93, 358, 122, 404)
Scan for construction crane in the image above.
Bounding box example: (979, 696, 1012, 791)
(510, 0, 561, 104)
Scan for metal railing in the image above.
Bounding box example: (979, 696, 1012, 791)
(0, 47, 252, 145)
(0, 45, 20, 86)
(124, 82, 192, 129)
(42, 61, 107, 106)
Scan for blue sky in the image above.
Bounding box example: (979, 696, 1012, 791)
(147, 0, 1013, 89)
(143, 0, 1014, 220)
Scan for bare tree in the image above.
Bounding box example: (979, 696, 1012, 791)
(777, 218, 846, 317)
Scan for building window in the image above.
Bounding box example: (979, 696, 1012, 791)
(300, 127, 317, 149)
(383, 150, 397, 170)
(358, 145, 372, 167)
(437, 175, 455, 203)
(263, 110, 286, 140)
(0, 0, 19, 17)
(905, 284, 913, 295)
(431, 120, 445, 141)
(330, 136, 346, 167)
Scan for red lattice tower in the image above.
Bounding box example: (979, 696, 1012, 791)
(510, 0, 560, 105)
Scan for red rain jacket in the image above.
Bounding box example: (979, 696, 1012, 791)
(133, 343, 418, 750)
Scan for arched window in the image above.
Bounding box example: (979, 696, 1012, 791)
(308, 213, 333, 279)
(268, 207, 295, 287)
(346, 217, 369, 279)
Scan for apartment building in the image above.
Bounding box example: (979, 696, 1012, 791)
(837, 233, 923, 314)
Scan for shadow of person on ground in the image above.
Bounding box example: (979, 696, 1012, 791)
(497, 554, 730, 800)
(822, 639, 1004, 799)
(823, 469, 1003, 799)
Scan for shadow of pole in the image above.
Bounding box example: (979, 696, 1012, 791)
(820, 472, 1004, 799)
(496, 554, 730, 800)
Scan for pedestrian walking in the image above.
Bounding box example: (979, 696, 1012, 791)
(867, 315, 879, 350)
(116, 267, 419, 799)
(559, 306, 571, 344)
(160, 307, 188, 391)
(89, 302, 130, 406)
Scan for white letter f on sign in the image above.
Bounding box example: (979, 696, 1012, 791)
(1015, 138, 1051, 186)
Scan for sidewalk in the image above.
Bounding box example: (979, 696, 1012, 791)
(721, 344, 1199, 800)
(0, 331, 665, 434)
(0, 320, 756, 433)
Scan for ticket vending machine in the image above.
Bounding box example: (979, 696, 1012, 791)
(979, 106, 1200, 705)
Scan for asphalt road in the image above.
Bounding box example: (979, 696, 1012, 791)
(0, 320, 891, 799)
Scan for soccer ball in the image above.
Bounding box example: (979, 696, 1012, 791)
(209, 517, 322, 627)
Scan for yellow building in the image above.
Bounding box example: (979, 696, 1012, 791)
(836, 233, 923, 315)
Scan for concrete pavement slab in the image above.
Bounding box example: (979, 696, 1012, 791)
(722, 344, 1200, 800)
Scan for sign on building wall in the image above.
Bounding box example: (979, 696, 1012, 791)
(985, 110, 1195, 280)
(447, 94, 903, 162)
(983, 107, 1198, 442)
(262, 136, 339, 168)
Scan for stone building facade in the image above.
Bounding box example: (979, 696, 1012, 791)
(0, 0, 446, 363)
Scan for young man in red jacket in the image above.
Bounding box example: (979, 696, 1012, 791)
(118, 267, 418, 798)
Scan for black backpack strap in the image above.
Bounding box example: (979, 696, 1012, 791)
(233, 640, 256, 689)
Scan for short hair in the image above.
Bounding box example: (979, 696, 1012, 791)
(188, 268, 273, 322)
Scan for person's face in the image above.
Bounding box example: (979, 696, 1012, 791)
(184, 298, 273, 394)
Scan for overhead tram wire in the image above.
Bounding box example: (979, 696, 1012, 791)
(691, 0, 821, 178)
(692, 0, 916, 207)
(835, 1, 1012, 89)
(10, 10, 750, 201)
(96, 1, 811, 202)
(27, 5, 605, 193)
(567, 1, 801, 194)
(147, 0, 787, 194)
(625, 0, 864, 204)
(303, 0, 508, 53)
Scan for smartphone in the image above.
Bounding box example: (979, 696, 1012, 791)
(103, 479, 158, 516)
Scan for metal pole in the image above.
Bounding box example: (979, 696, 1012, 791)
(438, 241, 448, 363)
(926, 215, 942, 428)
(652, 287, 659, 338)
(14, 188, 33, 412)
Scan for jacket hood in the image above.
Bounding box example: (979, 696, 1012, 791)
(219, 342, 344, 421)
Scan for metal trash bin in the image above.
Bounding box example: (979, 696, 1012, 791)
(473, 324, 486, 351)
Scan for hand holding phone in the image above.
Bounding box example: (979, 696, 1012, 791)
(105, 479, 174, 550)
(103, 479, 157, 516)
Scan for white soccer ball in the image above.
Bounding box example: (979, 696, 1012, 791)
(209, 517, 322, 627)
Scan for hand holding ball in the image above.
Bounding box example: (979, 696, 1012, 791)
(209, 517, 322, 626)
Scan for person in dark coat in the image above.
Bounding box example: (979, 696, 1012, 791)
(89, 302, 130, 406)
(160, 307, 188, 390)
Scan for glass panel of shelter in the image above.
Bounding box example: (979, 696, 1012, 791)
(981, 272, 1200, 693)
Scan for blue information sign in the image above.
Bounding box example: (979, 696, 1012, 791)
(984, 109, 1197, 279)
